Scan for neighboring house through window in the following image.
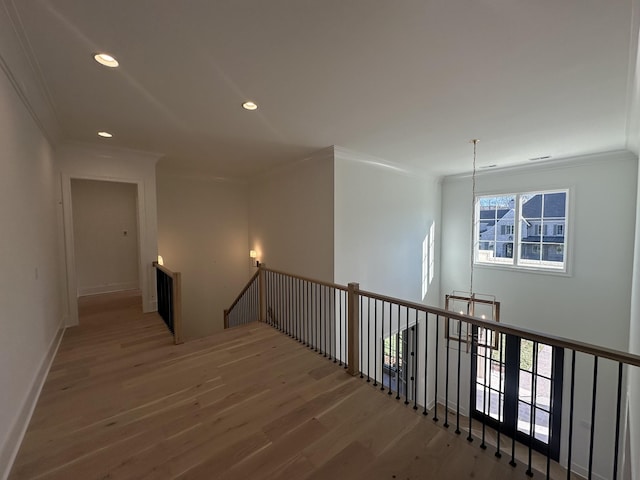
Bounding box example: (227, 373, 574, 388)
(475, 190, 568, 272)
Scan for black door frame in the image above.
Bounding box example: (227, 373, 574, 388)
(471, 331, 564, 461)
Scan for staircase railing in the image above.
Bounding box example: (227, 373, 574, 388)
(225, 265, 640, 479)
(152, 262, 183, 344)
(224, 269, 260, 328)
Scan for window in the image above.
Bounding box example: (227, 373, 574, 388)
(475, 190, 568, 271)
(500, 224, 515, 235)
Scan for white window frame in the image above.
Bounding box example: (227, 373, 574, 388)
(474, 189, 570, 273)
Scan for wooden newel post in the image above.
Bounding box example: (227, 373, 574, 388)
(347, 282, 360, 376)
(258, 264, 266, 322)
(223, 309, 229, 329)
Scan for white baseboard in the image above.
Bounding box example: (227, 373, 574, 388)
(0, 323, 65, 480)
(78, 282, 138, 296)
(570, 463, 608, 480)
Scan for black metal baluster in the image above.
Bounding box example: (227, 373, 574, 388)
(342, 289, 346, 366)
(308, 281, 312, 347)
(326, 287, 330, 360)
(392, 304, 398, 397)
(495, 332, 503, 459)
(509, 337, 519, 468)
(283, 276, 287, 331)
(404, 307, 410, 405)
(588, 356, 598, 480)
(433, 315, 439, 421)
(467, 324, 475, 443)
(302, 279, 305, 343)
(289, 276, 293, 335)
(381, 301, 386, 391)
(266, 271, 270, 325)
(296, 278, 300, 341)
(480, 328, 489, 449)
(566, 350, 576, 479)
(413, 311, 418, 410)
(546, 348, 556, 480)
(275, 273, 279, 329)
(280, 275, 284, 332)
(290, 277, 294, 337)
(367, 297, 371, 382)
(320, 285, 324, 355)
(276, 274, 284, 331)
(322, 285, 329, 357)
(315, 283, 319, 352)
(359, 295, 363, 377)
(292, 276, 295, 338)
(324, 286, 329, 358)
(287, 276, 291, 336)
(282, 275, 291, 336)
(337, 288, 340, 364)
(455, 317, 463, 435)
(444, 316, 450, 428)
(526, 341, 538, 477)
(337, 289, 342, 365)
(373, 299, 378, 387)
(613, 362, 623, 480)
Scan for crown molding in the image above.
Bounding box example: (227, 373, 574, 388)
(442, 149, 637, 183)
(0, 0, 61, 145)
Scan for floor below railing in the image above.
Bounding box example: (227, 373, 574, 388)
(11, 302, 563, 479)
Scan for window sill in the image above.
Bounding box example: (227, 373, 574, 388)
(473, 262, 572, 277)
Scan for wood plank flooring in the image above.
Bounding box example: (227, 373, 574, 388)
(10, 291, 538, 479)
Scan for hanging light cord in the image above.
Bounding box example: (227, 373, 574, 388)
(470, 139, 478, 297)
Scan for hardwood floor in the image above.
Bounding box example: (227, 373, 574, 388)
(10, 292, 540, 479)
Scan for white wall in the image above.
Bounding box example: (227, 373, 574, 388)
(248, 147, 335, 282)
(440, 151, 637, 479)
(334, 147, 442, 410)
(0, 56, 63, 476)
(57, 144, 159, 324)
(157, 169, 249, 338)
(334, 147, 441, 304)
(71, 179, 139, 296)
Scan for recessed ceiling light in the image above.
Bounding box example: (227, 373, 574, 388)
(97, 131, 113, 138)
(529, 155, 551, 162)
(94, 53, 119, 68)
(242, 101, 258, 111)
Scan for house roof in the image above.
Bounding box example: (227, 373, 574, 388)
(521, 193, 567, 219)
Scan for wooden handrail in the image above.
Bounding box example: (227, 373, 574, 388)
(154, 262, 176, 278)
(227, 269, 260, 313)
(262, 266, 349, 292)
(357, 287, 640, 368)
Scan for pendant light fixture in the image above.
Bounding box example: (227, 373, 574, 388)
(445, 139, 500, 350)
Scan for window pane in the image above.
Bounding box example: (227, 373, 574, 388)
(518, 191, 567, 269)
(476, 195, 515, 265)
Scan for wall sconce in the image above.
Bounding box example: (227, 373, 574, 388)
(249, 250, 260, 267)
(157, 255, 164, 266)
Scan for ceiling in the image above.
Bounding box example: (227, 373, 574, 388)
(9, 0, 638, 177)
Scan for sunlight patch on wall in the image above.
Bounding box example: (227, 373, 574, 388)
(421, 222, 436, 300)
